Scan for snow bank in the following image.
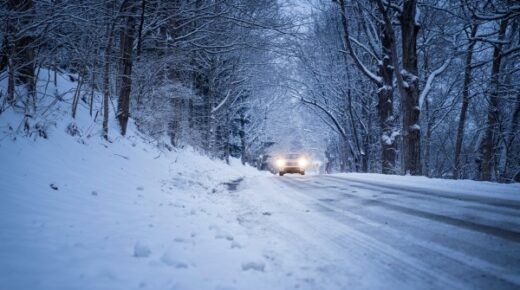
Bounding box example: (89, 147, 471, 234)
(0, 70, 279, 290)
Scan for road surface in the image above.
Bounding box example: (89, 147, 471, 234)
(251, 174, 520, 289)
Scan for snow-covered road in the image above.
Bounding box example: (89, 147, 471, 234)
(244, 174, 520, 290)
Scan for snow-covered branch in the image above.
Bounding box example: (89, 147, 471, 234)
(419, 57, 452, 110)
(300, 97, 347, 138)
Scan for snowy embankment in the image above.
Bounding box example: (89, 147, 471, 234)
(0, 108, 270, 289)
(0, 71, 293, 290)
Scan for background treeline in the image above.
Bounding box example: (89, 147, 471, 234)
(0, 0, 289, 164)
(292, 0, 519, 182)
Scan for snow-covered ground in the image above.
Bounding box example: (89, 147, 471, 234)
(0, 111, 271, 289)
(1, 71, 520, 290)
(2, 124, 520, 290)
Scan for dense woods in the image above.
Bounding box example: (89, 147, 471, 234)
(0, 0, 289, 164)
(293, 0, 519, 181)
(1, 0, 519, 182)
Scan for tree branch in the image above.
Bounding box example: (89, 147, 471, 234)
(419, 57, 452, 109)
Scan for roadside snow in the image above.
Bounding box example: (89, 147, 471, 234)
(1, 70, 294, 290)
(0, 113, 264, 289)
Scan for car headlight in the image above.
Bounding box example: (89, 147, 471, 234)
(275, 159, 285, 168)
(298, 157, 308, 168)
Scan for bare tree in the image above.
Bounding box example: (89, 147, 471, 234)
(479, 17, 509, 181)
(453, 15, 479, 179)
(117, 0, 137, 135)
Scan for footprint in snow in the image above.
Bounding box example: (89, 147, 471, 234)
(174, 237, 186, 243)
(209, 225, 234, 241)
(161, 252, 188, 269)
(214, 231, 234, 241)
(230, 241, 242, 249)
(133, 241, 151, 258)
(241, 261, 265, 272)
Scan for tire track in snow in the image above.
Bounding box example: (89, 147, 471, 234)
(271, 178, 471, 290)
(296, 176, 520, 242)
(277, 177, 520, 289)
(324, 175, 520, 210)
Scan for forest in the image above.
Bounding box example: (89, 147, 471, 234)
(1, 0, 519, 182)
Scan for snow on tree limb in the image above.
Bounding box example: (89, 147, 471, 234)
(347, 36, 379, 61)
(418, 57, 452, 110)
(337, 0, 383, 85)
(299, 97, 347, 138)
(211, 90, 232, 114)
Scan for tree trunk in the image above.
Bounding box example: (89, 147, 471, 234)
(136, 0, 146, 58)
(501, 92, 520, 181)
(453, 23, 478, 179)
(169, 97, 182, 147)
(424, 99, 433, 177)
(499, 19, 519, 182)
(7, 45, 15, 104)
(378, 23, 396, 174)
(361, 96, 371, 173)
(346, 88, 361, 171)
(103, 20, 116, 140)
(479, 18, 509, 181)
(400, 0, 421, 175)
(71, 76, 84, 118)
(377, 0, 421, 175)
(240, 113, 247, 165)
(3, 0, 36, 101)
(117, 1, 136, 136)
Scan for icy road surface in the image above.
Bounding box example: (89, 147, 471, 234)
(260, 174, 520, 290)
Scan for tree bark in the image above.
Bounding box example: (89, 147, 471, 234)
(346, 88, 361, 172)
(378, 23, 396, 174)
(71, 75, 84, 118)
(136, 0, 146, 58)
(424, 99, 433, 177)
(240, 113, 247, 165)
(479, 18, 509, 181)
(102, 19, 116, 140)
(2, 0, 36, 100)
(453, 23, 478, 179)
(117, 1, 136, 136)
(501, 92, 520, 181)
(7, 44, 15, 104)
(400, 0, 421, 175)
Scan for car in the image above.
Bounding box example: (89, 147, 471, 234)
(274, 153, 308, 176)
